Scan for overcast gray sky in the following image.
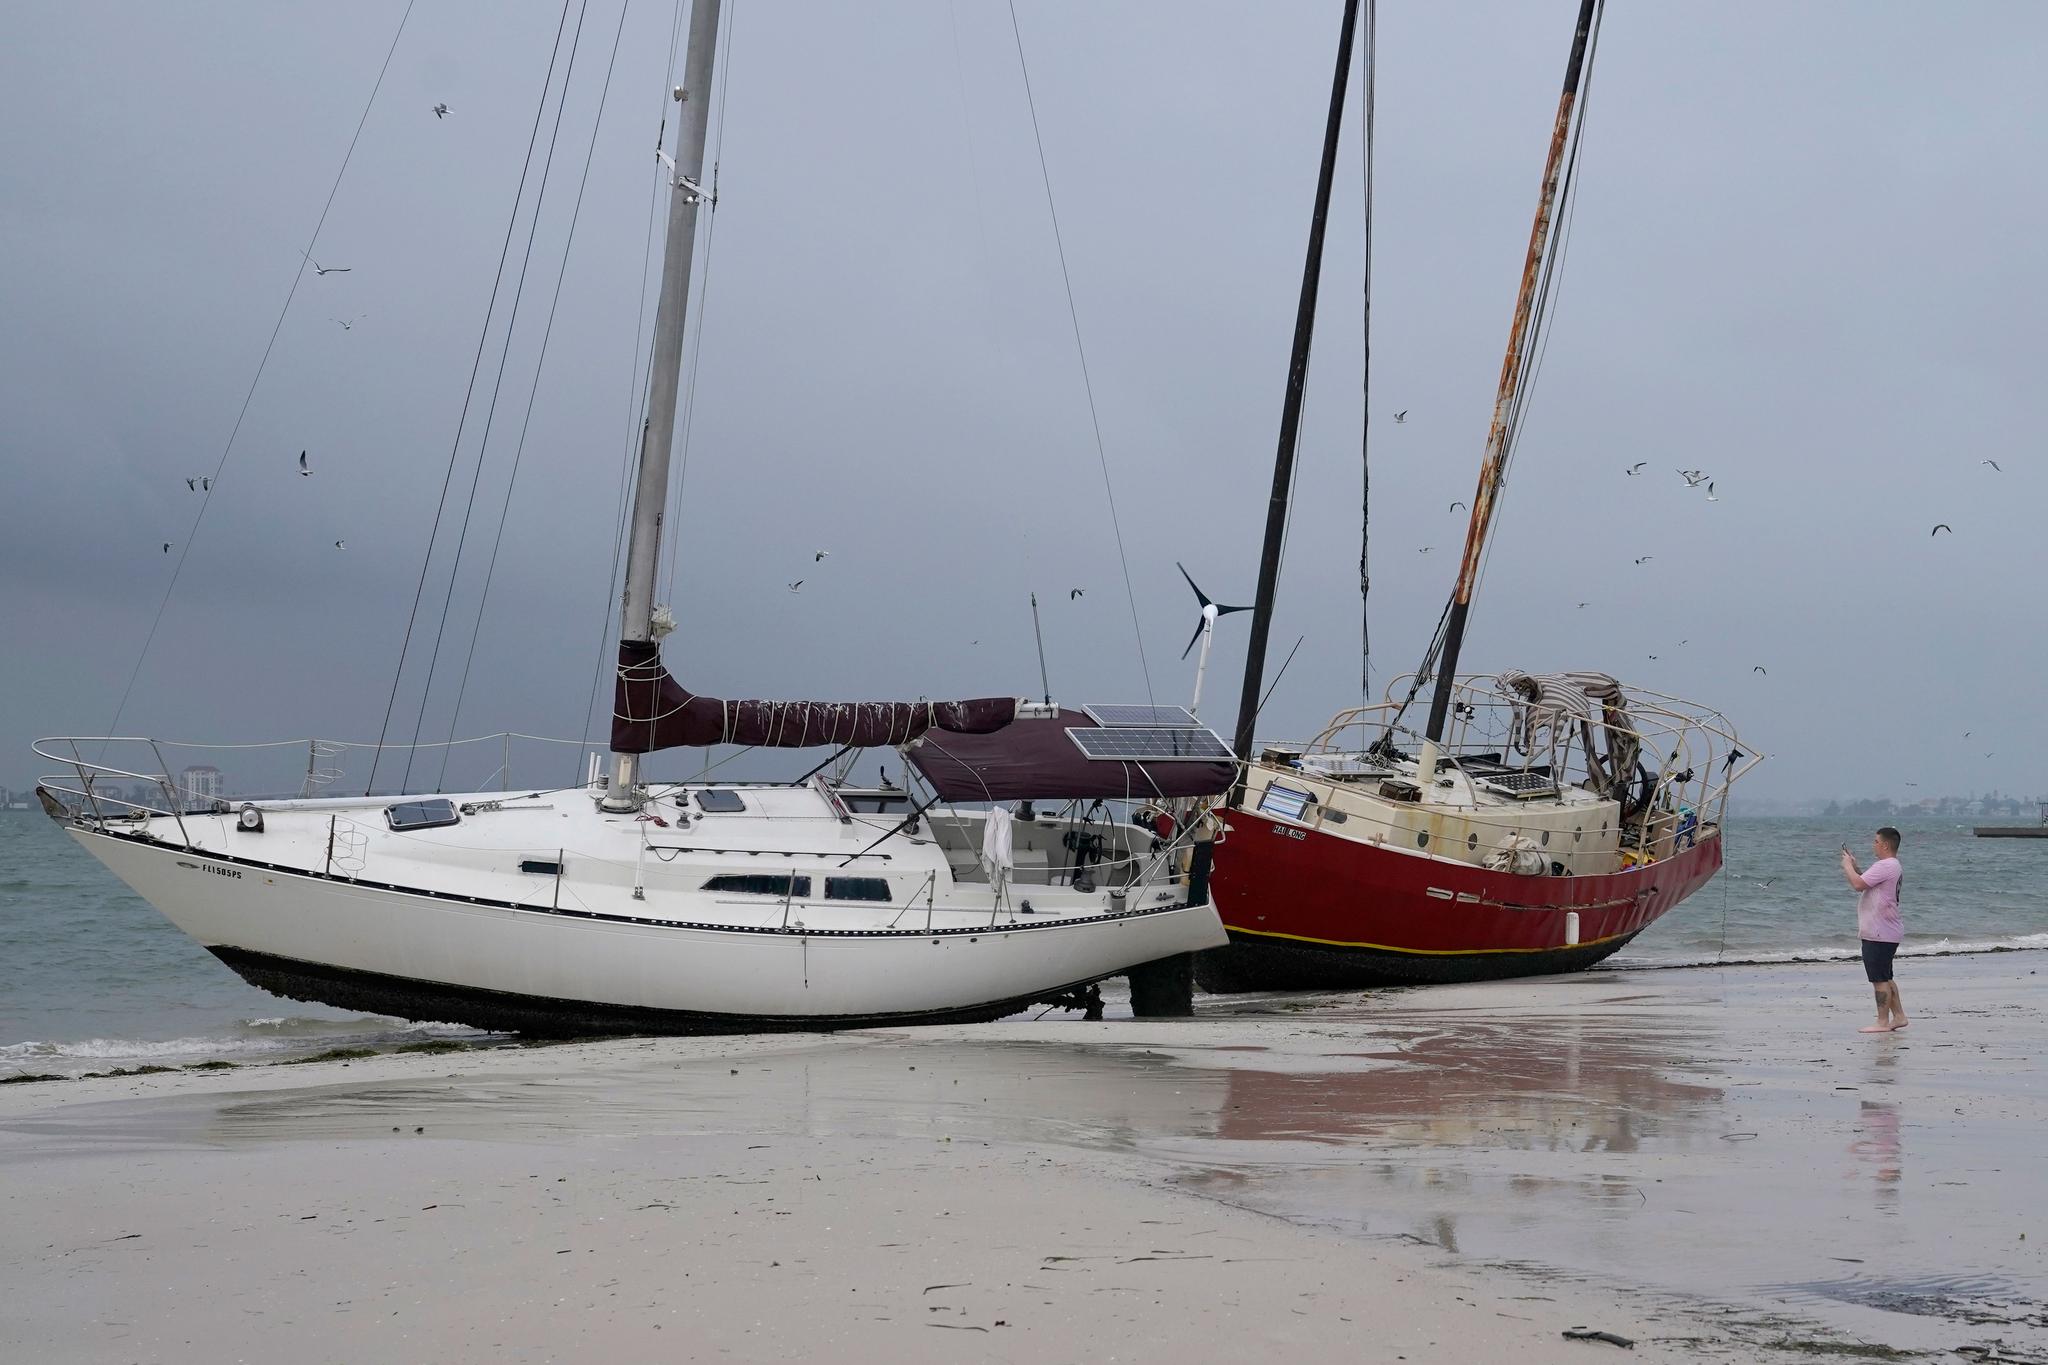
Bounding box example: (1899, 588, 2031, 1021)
(3, 1, 2043, 802)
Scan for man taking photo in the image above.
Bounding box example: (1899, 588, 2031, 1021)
(1841, 827, 1907, 1033)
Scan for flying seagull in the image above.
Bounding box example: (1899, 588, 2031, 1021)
(813, 550, 829, 562)
(1625, 462, 1646, 475)
(185, 478, 198, 491)
(1753, 665, 1766, 674)
(1393, 410, 1408, 424)
(161, 542, 172, 554)
(1448, 500, 1466, 513)
(787, 580, 803, 592)
(332, 316, 363, 330)
(1634, 555, 1654, 564)
(334, 540, 346, 549)
(298, 450, 310, 476)
(1577, 602, 1589, 609)
(1677, 469, 1708, 487)
(1417, 546, 1432, 554)
(1705, 481, 1720, 502)
(1931, 523, 1951, 536)
(1648, 654, 1659, 661)
(1756, 878, 1777, 889)
(1069, 588, 1084, 600)
(1982, 459, 2001, 472)
(433, 103, 449, 119)
(302, 253, 350, 276)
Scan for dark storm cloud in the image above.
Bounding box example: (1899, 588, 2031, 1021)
(2, 2, 2042, 800)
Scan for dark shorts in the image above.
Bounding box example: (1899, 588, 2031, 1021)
(1861, 939, 1899, 984)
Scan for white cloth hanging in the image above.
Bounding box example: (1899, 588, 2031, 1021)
(980, 806, 1015, 880)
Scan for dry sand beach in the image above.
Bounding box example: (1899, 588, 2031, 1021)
(3, 953, 2043, 1364)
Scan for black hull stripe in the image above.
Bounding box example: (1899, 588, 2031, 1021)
(1194, 931, 1641, 990)
(83, 825, 1194, 940)
(211, 946, 1102, 1037)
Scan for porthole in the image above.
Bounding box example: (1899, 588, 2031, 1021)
(1467, 832, 1479, 851)
(1417, 831, 1430, 849)
(1541, 830, 1551, 847)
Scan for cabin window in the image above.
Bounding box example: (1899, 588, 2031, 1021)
(386, 798, 460, 832)
(825, 877, 893, 903)
(520, 858, 562, 876)
(702, 874, 811, 897)
(1416, 831, 1430, 849)
(1540, 830, 1551, 847)
(1466, 832, 1478, 852)
(696, 789, 747, 813)
(1259, 784, 1314, 822)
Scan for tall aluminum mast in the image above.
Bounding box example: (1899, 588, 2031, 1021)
(604, 0, 724, 811)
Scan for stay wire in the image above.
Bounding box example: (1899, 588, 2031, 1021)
(661, 1, 737, 607)
(366, 0, 577, 796)
(1005, 0, 1154, 707)
(439, 0, 631, 784)
(1359, 0, 1377, 705)
(413, 0, 594, 792)
(103, 0, 417, 746)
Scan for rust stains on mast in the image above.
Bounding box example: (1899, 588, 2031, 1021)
(1421, 0, 1600, 748)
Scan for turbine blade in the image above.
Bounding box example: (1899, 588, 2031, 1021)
(1176, 561, 1213, 611)
(1180, 618, 1206, 661)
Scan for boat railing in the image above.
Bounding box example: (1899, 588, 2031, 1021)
(1263, 673, 1761, 833)
(33, 736, 195, 847)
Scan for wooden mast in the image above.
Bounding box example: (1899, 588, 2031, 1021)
(1420, 0, 1599, 753)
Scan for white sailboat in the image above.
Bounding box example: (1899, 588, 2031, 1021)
(35, 0, 1231, 1034)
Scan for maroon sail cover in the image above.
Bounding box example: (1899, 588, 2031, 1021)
(907, 710, 1236, 803)
(611, 640, 1017, 753)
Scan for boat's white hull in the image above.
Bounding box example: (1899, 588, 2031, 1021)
(69, 825, 1223, 1032)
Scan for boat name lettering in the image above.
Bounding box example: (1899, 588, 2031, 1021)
(1269, 825, 1306, 841)
(202, 864, 242, 880)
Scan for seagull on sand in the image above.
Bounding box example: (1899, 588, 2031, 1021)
(298, 450, 310, 476)
(433, 103, 449, 119)
(1931, 523, 1951, 536)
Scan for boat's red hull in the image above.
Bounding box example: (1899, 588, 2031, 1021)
(1197, 809, 1722, 991)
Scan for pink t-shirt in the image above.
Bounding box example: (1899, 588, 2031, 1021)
(1857, 856, 1903, 943)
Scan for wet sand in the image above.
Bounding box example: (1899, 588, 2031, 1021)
(1, 953, 2042, 1362)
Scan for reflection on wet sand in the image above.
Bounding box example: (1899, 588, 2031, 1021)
(1849, 1101, 1903, 1203)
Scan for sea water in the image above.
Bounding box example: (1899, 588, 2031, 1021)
(3, 810, 2043, 1076)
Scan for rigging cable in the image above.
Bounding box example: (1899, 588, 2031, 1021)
(102, 0, 418, 744)
(660, 1, 738, 608)
(1359, 0, 1377, 705)
(577, 0, 692, 782)
(408, 0, 596, 793)
(438, 0, 635, 786)
(365, 0, 579, 796)
(1005, 0, 1155, 707)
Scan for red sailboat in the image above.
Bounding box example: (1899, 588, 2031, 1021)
(1198, 0, 1759, 992)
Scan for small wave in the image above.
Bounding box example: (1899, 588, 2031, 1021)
(1, 1016, 498, 1077)
(1614, 932, 2048, 971)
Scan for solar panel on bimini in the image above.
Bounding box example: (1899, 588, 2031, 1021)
(1081, 703, 1201, 728)
(1067, 726, 1234, 762)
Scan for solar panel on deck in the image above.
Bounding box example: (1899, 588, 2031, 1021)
(1082, 703, 1201, 728)
(1067, 726, 1234, 762)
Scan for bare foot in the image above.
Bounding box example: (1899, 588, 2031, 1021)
(1889, 1019, 1909, 1030)
(1858, 1024, 1892, 1034)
